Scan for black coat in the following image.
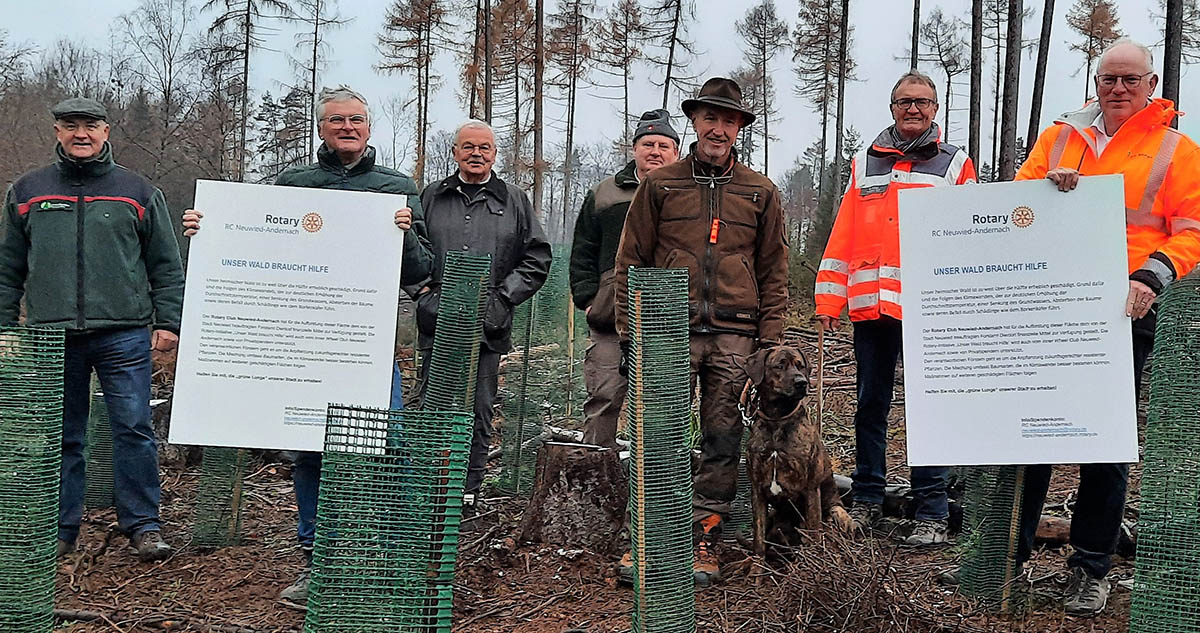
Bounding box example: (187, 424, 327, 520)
(411, 171, 552, 353)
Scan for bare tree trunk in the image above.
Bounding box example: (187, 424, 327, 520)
(622, 62, 631, 158)
(1026, 0, 1053, 158)
(910, 0, 920, 69)
(240, 0, 252, 182)
(816, 1, 832, 204)
(309, 0, 319, 160)
(833, 0, 849, 196)
(969, 0, 982, 166)
(485, 0, 493, 123)
(1164, 0, 1183, 126)
(991, 13, 1002, 172)
(661, 1, 682, 109)
(534, 0, 544, 220)
(999, 0, 1022, 181)
(470, 0, 482, 119)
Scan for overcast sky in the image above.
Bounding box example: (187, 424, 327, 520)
(7, 0, 1197, 184)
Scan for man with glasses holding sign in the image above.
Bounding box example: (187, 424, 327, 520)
(1013, 38, 1200, 616)
(182, 85, 433, 604)
(814, 71, 976, 547)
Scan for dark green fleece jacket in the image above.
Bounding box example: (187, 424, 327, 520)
(0, 143, 185, 332)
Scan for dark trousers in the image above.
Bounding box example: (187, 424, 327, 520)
(582, 330, 626, 449)
(691, 333, 757, 520)
(293, 363, 406, 547)
(60, 327, 160, 542)
(415, 345, 500, 495)
(1016, 322, 1154, 579)
(851, 317, 950, 520)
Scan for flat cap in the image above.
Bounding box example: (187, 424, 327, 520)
(51, 97, 107, 121)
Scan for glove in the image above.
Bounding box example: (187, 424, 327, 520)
(618, 339, 631, 378)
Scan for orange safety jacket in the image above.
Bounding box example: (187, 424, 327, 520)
(815, 127, 976, 322)
(1017, 99, 1200, 289)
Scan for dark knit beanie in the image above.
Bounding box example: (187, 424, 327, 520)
(632, 108, 680, 144)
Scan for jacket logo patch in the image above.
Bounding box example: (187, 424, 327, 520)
(860, 185, 889, 197)
(38, 201, 72, 210)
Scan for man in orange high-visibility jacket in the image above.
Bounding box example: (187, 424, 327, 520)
(814, 71, 976, 547)
(1012, 39, 1200, 617)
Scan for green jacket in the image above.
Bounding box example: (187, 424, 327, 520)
(0, 143, 185, 332)
(275, 144, 433, 286)
(568, 160, 639, 332)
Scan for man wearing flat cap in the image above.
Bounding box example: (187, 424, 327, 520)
(570, 108, 680, 450)
(0, 97, 184, 562)
(614, 78, 789, 586)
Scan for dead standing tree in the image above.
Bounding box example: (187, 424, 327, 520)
(982, 0, 1032, 173)
(377, 0, 449, 187)
(202, 0, 295, 183)
(290, 0, 349, 160)
(490, 0, 537, 187)
(969, 0, 983, 166)
(833, 0, 850, 197)
(792, 0, 853, 208)
(1066, 0, 1122, 101)
(592, 0, 648, 158)
(918, 7, 967, 143)
(1158, 0, 1187, 118)
(1026, 0, 1054, 148)
(547, 0, 595, 239)
(910, 0, 921, 69)
(645, 0, 699, 109)
(999, 0, 1023, 181)
(735, 0, 789, 174)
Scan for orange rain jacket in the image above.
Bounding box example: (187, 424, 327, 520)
(1017, 99, 1200, 291)
(815, 127, 976, 322)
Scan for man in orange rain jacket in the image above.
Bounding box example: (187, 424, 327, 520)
(1012, 38, 1200, 617)
(814, 71, 976, 547)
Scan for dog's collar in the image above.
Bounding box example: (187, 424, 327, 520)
(739, 379, 806, 423)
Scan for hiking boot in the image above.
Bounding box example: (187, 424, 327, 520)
(693, 514, 722, 587)
(847, 501, 883, 534)
(129, 531, 172, 562)
(57, 539, 76, 558)
(903, 519, 950, 547)
(1064, 567, 1110, 617)
(279, 568, 311, 604)
(616, 551, 634, 586)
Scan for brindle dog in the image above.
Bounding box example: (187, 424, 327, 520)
(744, 345, 852, 555)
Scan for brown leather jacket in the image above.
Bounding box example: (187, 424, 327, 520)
(614, 149, 789, 343)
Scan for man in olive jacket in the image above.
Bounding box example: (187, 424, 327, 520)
(614, 78, 789, 586)
(0, 97, 185, 562)
(569, 109, 679, 449)
(183, 86, 432, 603)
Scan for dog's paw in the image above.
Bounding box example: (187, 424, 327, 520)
(829, 506, 853, 534)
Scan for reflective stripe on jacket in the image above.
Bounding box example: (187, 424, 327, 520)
(815, 131, 976, 322)
(1016, 99, 1200, 286)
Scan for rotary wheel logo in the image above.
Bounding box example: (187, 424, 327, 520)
(1011, 205, 1035, 228)
(301, 212, 323, 233)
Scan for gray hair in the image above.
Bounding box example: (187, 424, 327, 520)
(315, 85, 370, 124)
(453, 119, 495, 145)
(1098, 38, 1155, 74)
(891, 70, 939, 102)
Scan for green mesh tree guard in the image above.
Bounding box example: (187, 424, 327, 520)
(190, 447, 247, 547)
(958, 465, 1025, 612)
(303, 405, 472, 633)
(83, 375, 114, 509)
(497, 244, 587, 495)
(419, 252, 490, 413)
(0, 326, 65, 633)
(1131, 278, 1200, 632)
(626, 267, 695, 633)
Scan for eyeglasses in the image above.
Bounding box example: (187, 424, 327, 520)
(891, 98, 937, 111)
(457, 143, 493, 154)
(322, 114, 367, 126)
(1096, 72, 1154, 88)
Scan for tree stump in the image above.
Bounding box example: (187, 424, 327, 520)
(518, 442, 627, 556)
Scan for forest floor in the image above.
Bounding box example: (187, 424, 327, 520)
(53, 329, 1143, 632)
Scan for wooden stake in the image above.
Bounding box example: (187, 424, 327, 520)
(817, 327, 825, 435)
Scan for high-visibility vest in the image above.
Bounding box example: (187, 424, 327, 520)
(815, 139, 976, 322)
(1017, 99, 1200, 281)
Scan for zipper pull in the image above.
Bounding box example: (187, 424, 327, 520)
(710, 181, 715, 189)
(709, 218, 720, 244)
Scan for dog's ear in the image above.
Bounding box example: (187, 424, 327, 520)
(744, 347, 771, 386)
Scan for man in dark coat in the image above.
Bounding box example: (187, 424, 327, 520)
(569, 109, 679, 449)
(411, 119, 552, 506)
